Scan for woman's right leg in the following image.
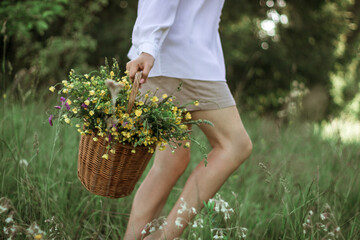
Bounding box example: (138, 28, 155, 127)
(123, 140, 191, 240)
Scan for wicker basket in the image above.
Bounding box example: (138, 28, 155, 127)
(77, 72, 154, 198)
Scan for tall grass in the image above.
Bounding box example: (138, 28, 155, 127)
(0, 95, 359, 239)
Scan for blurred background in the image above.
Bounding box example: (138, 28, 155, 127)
(1, 0, 360, 128)
(1, 1, 360, 239)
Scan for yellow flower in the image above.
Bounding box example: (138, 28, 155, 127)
(110, 149, 116, 154)
(162, 93, 168, 99)
(63, 88, 69, 94)
(110, 71, 115, 78)
(76, 124, 80, 128)
(67, 99, 72, 105)
(93, 137, 98, 142)
(148, 148, 154, 153)
(104, 108, 109, 114)
(102, 153, 108, 159)
(89, 110, 94, 116)
(137, 101, 144, 106)
(135, 109, 142, 117)
(65, 118, 71, 124)
(84, 100, 90, 105)
(68, 83, 74, 89)
(159, 145, 166, 151)
(62, 80, 68, 87)
(180, 124, 188, 130)
(151, 96, 159, 102)
(185, 112, 192, 120)
(49, 86, 55, 92)
(85, 74, 89, 79)
(72, 108, 78, 114)
(168, 98, 173, 102)
(184, 142, 190, 148)
(194, 100, 199, 106)
(89, 90, 95, 96)
(131, 149, 136, 154)
(34, 234, 43, 240)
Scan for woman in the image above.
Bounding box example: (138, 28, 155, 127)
(124, 0, 252, 239)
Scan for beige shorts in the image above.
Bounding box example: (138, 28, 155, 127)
(140, 76, 236, 111)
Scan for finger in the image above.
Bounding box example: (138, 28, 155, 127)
(126, 61, 131, 72)
(129, 63, 138, 81)
(142, 63, 152, 83)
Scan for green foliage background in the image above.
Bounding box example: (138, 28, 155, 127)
(1, 0, 360, 118)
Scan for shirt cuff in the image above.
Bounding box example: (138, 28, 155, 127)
(137, 42, 159, 59)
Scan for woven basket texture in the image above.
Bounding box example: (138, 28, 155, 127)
(77, 131, 154, 198)
(77, 72, 153, 198)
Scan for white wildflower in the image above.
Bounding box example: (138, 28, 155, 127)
(335, 226, 340, 232)
(214, 204, 220, 212)
(191, 207, 197, 214)
(149, 226, 155, 233)
(240, 227, 247, 238)
(175, 217, 183, 228)
(308, 210, 313, 215)
(5, 216, 13, 223)
(3, 227, 9, 234)
(320, 213, 327, 220)
(141, 229, 146, 235)
(177, 198, 187, 214)
(19, 159, 29, 167)
(0, 205, 8, 214)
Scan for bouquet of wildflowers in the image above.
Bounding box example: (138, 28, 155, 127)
(48, 59, 211, 158)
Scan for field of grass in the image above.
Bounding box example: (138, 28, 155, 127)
(1, 95, 359, 240)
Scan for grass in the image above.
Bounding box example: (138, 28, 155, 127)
(0, 94, 359, 240)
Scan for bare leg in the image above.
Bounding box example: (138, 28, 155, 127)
(144, 106, 252, 239)
(123, 137, 192, 240)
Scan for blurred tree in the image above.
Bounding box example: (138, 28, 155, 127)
(0, 0, 359, 120)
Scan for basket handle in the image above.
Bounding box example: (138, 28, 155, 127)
(127, 72, 142, 114)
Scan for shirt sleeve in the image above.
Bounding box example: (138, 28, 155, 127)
(131, 0, 181, 59)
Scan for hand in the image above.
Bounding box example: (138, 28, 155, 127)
(126, 52, 155, 85)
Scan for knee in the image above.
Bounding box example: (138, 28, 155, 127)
(236, 136, 253, 161)
(222, 135, 253, 167)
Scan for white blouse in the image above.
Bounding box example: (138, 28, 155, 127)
(128, 0, 226, 82)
